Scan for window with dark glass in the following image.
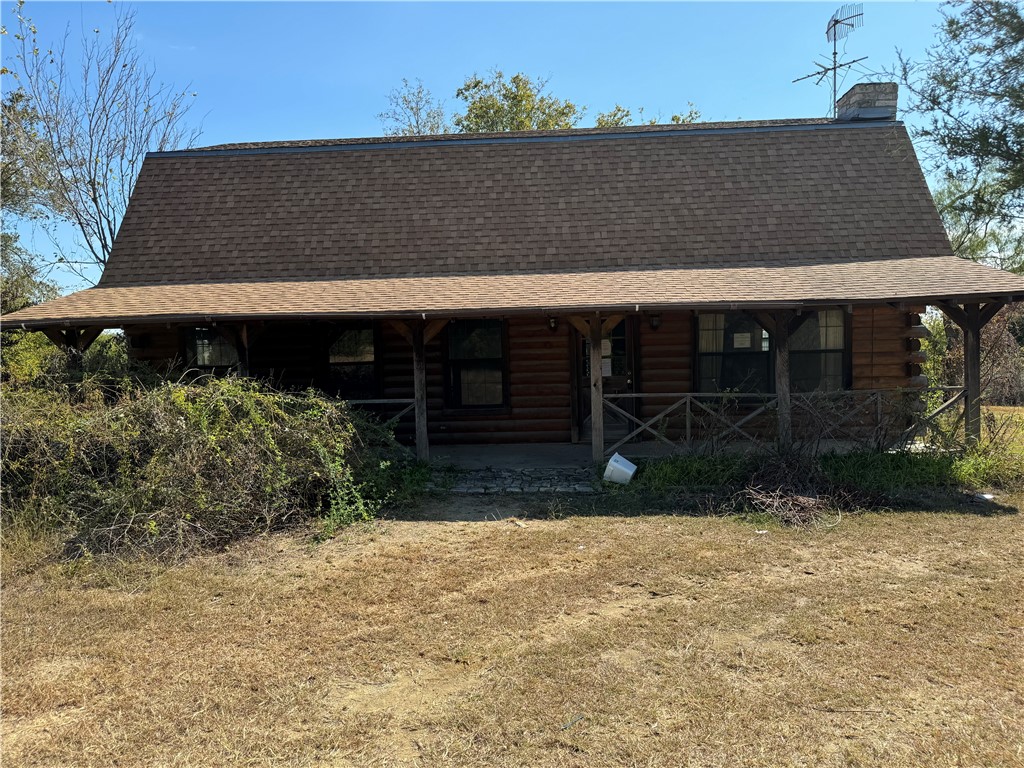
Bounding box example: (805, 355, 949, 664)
(697, 310, 848, 394)
(446, 319, 506, 407)
(697, 313, 771, 392)
(186, 327, 239, 370)
(790, 309, 846, 392)
(329, 326, 376, 399)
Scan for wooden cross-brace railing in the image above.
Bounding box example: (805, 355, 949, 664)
(346, 398, 416, 427)
(598, 388, 967, 455)
(791, 390, 884, 444)
(600, 392, 778, 456)
(898, 387, 966, 446)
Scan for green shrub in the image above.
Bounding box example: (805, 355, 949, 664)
(0, 330, 63, 384)
(1, 377, 423, 557)
(820, 451, 960, 494)
(628, 453, 754, 492)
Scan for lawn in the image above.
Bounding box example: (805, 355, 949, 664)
(2, 495, 1022, 767)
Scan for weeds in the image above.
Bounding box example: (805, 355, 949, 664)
(1, 376, 423, 558)
(616, 418, 1024, 527)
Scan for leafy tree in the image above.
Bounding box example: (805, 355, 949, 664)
(0, 89, 54, 218)
(4, 1, 200, 279)
(897, 0, 1024, 229)
(1, 88, 57, 315)
(381, 71, 701, 136)
(452, 70, 585, 133)
(1, 233, 56, 315)
(595, 103, 701, 128)
(378, 77, 450, 137)
(934, 177, 1023, 272)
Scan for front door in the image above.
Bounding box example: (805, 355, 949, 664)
(576, 318, 637, 444)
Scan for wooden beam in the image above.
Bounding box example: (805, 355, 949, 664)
(589, 314, 604, 466)
(565, 315, 591, 337)
(388, 319, 413, 345)
(964, 303, 982, 444)
(772, 312, 793, 451)
(76, 327, 104, 352)
(41, 328, 70, 348)
(601, 314, 625, 335)
(786, 312, 814, 336)
(423, 318, 448, 344)
(980, 300, 1006, 327)
(936, 301, 969, 331)
(937, 300, 1006, 444)
(411, 321, 429, 462)
(238, 323, 251, 375)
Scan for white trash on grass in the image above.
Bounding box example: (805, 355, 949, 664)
(604, 453, 638, 485)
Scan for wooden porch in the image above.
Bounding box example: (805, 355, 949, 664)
(369, 302, 998, 465)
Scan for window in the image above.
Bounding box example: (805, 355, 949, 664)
(185, 327, 239, 370)
(446, 319, 506, 407)
(696, 310, 848, 394)
(790, 309, 846, 392)
(329, 326, 377, 399)
(697, 313, 771, 392)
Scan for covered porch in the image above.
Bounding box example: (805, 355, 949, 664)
(370, 302, 1004, 465)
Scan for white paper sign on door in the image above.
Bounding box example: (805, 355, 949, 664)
(601, 359, 613, 377)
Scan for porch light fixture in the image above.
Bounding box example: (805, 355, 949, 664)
(548, 317, 559, 332)
(648, 313, 662, 331)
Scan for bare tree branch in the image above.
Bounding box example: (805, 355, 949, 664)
(7, 1, 200, 280)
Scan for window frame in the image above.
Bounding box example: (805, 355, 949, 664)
(325, 321, 381, 401)
(693, 310, 852, 394)
(694, 312, 773, 394)
(181, 326, 241, 373)
(789, 309, 852, 393)
(442, 318, 511, 412)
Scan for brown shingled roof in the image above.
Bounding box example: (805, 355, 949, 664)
(7, 258, 1023, 330)
(4, 119, 1023, 329)
(97, 120, 951, 287)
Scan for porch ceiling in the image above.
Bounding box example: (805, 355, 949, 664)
(3, 256, 1023, 330)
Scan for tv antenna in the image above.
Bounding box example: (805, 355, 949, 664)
(793, 3, 867, 118)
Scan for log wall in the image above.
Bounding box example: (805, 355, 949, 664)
(123, 305, 921, 445)
(382, 317, 573, 445)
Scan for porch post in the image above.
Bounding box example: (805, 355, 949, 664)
(41, 326, 103, 373)
(589, 313, 604, 465)
(773, 313, 793, 451)
(963, 304, 983, 444)
(412, 320, 430, 462)
(937, 301, 1006, 445)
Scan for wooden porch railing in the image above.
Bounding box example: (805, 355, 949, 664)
(601, 387, 968, 456)
(602, 392, 780, 455)
(346, 398, 416, 428)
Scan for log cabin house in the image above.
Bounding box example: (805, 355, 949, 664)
(5, 83, 1024, 463)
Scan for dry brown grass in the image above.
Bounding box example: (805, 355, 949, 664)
(3, 496, 1023, 767)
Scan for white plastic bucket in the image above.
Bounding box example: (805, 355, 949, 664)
(603, 453, 637, 485)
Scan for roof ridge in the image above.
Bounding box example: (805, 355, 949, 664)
(166, 117, 894, 157)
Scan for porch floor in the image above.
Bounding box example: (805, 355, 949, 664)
(432, 441, 678, 471)
(430, 442, 679, 495)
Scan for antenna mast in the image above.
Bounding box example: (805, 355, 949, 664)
(793, 3, 866, 118)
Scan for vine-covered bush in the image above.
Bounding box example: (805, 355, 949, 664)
(1, 377, 424, 556)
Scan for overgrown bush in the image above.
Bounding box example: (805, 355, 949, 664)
(1, 376, 424, 557)
(622, 421, 1024, 527)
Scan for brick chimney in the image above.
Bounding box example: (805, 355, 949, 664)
(835, 82, 898, 121)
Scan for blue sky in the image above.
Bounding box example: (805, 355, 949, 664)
(4, 1, 947, 287)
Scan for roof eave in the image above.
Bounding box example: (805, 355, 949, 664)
(7, 290, 1023, 332)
